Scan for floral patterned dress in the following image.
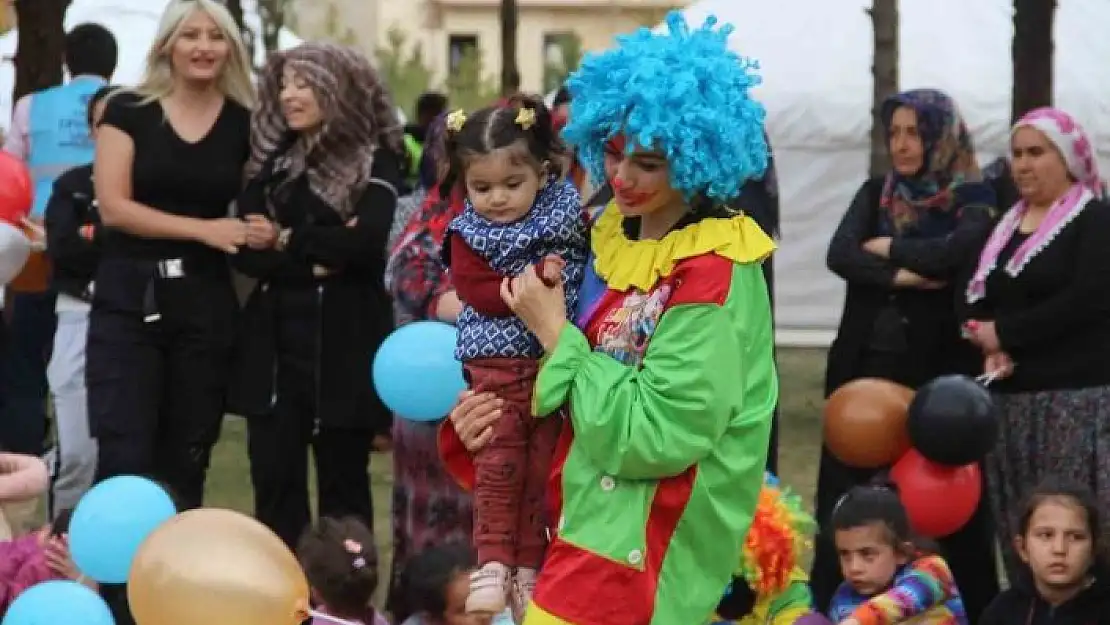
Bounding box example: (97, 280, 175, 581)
(384, 188, 473, 616)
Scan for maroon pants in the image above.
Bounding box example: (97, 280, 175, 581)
(465, 357, 561, 568)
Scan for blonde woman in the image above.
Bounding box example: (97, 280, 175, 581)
(90, 0, 253, 514)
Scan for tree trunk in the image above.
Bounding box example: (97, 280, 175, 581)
(256, 0, 285, 54)
(223, 0, 255, 60)
(868, 0, 899, 177)
(12, 0, 70, 102)
(500, 0, 519, 97)
(1011, 0, 1055, 123)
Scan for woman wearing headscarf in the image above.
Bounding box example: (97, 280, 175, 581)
(811, 89, 999, 619)
(964, 107, 1110, 576)
(228, 42, 405, 549)
(382, 113, 475, 620)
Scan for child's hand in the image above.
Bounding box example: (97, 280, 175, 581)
(44, 534, 81, 581)
(537, 254, 565, 287)
(840, 618, 861, 625)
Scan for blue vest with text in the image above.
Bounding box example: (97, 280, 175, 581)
(28, 77, 105, 217)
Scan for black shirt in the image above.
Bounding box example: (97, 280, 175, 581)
(967, 199, 1110, 392)
(98, 91, 250, 266)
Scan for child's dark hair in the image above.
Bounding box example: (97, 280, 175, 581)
(831, 479, 914, 552)
(88, 85, 116, 127)
(1018, 478, 1102, 547)
(297, 517, 379, 620)
(439, 94, 567, 196)
(394, 542, 476, 623)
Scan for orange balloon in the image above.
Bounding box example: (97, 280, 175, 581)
(128, 508, 310, 625)
(823, 378, 914, 468)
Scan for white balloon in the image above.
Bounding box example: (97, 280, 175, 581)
(0, 221, 32, 285)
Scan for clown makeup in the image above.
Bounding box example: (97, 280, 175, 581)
(603, 135, 684, 226)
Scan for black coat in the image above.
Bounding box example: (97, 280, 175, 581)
(823, 176, 995, 395)
(227, 149, 401, 433)
(44, 164, 102, 302)
(980, 570, 1110, 625)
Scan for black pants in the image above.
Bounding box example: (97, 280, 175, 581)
(0, 290, 56, 454)
(247, 287, 373, 550)
(763, 256, 778, 473)
(87, 264, 237, 510)
(810, 349, 999, 623)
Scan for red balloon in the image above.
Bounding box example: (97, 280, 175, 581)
(890, 449, 981, 538)
(0, 152, 32, 225)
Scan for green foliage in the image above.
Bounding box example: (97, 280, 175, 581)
(444, 45, 501, 111)
(375, 28, 435, 120)
(374, 28, 499, 117)
(321, 3, 357, 46)
(543, 32, 583, 93)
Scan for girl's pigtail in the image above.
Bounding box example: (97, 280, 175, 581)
(507, 93, 567, 167)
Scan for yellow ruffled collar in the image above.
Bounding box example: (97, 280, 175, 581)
(591, 201, 776, 292)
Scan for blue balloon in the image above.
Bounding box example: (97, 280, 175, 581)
(373, 321, 466, 421)
(69, 476, 177, 584)
(2, 581, 115, 625)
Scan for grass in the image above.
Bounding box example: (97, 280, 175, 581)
(203, 347, 829, 605)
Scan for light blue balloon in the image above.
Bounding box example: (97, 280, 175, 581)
(2, 580, 115, 625)
(69, 475, 177, 584)
(373, 321, 466, 421)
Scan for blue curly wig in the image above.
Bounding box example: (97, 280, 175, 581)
(562, 12, 768, 202)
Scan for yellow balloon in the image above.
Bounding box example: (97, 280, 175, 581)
(128, 508, 310, 625)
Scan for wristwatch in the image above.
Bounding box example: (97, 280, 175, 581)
(276, 228, 292, 251)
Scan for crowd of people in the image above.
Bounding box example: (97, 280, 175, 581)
(0, 0, 1107, 624)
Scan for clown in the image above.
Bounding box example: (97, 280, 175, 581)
(440, 11, 777, 624)
(713, 473, 819, 625)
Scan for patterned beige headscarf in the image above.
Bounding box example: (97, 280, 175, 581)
(246, 42, 405, 218)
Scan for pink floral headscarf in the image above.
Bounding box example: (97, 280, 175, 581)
(966, 107, 1105, 304)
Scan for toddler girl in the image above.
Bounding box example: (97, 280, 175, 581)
(398, 543, 495, 625)
(439, 94, 588, 616)
(979, 479, 1110, 625)
(828, 483, 967, 625)
(297, 517, 388, 625)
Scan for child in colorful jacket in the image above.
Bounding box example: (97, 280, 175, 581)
(827, 485, 967, 625)
(441, 11, 777, 625)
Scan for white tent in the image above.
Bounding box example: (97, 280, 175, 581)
(0, 0, 302, 128)
(673, 0, 1110, 346)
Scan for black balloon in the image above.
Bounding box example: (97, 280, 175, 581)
(907, 374, 999, 466)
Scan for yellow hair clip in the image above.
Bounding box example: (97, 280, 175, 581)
(446, 109, 467, 133)
(515, 107, 536, 130)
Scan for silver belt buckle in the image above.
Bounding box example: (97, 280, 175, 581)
(158, 258, 185, 279)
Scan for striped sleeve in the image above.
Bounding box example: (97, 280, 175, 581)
(852, 556, 957, 625)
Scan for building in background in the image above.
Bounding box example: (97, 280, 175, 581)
(290, 0, 685, 95)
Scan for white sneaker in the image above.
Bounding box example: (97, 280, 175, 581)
(466, 561, 510, 616)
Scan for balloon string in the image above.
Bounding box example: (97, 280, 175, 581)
(976, 364, 1015, 387)
(307, 609, 358, 625)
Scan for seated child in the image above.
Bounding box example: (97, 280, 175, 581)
(0, 452, 48, 539)
(0, 452, 90, 612)
(979, 478, 1110, 625)
(828, 483, 967, 625)
(398, 543, 494, 625)
(298, 517, 389, 625)
(713, 472, 821, 625)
